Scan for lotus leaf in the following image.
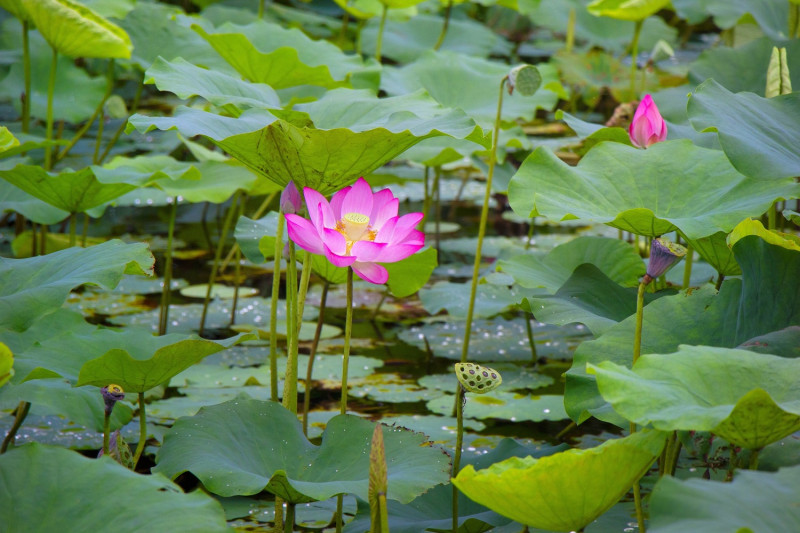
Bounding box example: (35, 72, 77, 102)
(649, 464, 800, 533)
(587, 0, 671, 21)
(0, 180, 68, 224)
(738, 326, 800, 359)
(508, 140, 800, 240)
(453, 430, 667, 531)
(0, 341, 13, 387)
(426, 392, 568, 422)
(590, 346, 800, 449)
(688, 79, 800, 181)
(0, 444, 229, 532)
(21, 0, 131, 59)
(673, 0, 793, 41)
(154, 399, 450, 503)
(0, 240, 153, 331)
(685, 231, 741, 277)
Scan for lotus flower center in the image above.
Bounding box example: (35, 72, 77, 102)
(340, 212, 370, 241)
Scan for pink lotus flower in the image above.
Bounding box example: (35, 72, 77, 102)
(280, 181, 302, 215)
(628, 95, 667, 148)
(285, 178, 425, 284)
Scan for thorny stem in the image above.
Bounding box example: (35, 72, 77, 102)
(434, 0, 453, 50)
(159, 199, 178, 336)
(132, 392, 147, 469)
(199, 191, 241, 336)
(303, 282, 329, 436)
(1, 401, 31, 453)
(270, 213, 286, 402)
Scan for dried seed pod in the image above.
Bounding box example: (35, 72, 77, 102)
(454, 362, 502, 394)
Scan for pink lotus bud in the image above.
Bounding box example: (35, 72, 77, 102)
(280, 181, 302, 215)
(628, 95, 667, 148)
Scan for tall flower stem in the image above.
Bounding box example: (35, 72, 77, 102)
(452, 385, 465, 532)
(375, 5, 388, 62)
(420, 166, 431, 231)
(132, 392, 147, 469)
(748, 449, 760, 470)
(283, 503, 295, 533)
(525, 312, 538, 364)
(21, 20, 31, 134)
(269, 213, 285, 402)
(68, 212, 77, 247)
(44, 46, 58, 170)
(103, 410, 112, 456)
(303, 281, 329, 436)
(631, 278, 648, 532)
(98, 71, 145, 165)
(434, 0, 453, 50)
(340, 267, 354, 415)
(229, 194, 247, 326)
(282, 242, 299, 414)
(159, 199, 178, 336)
(433, 167, 442, 254)
(221, 191, 277, 273)
(565, 7, 576, 53)
(682, 245, 693, 289)
(629, 20, 644, 97)
(0, 401, 30, 453)
(284, 247, 312, 415)
(199, 191, 241, 336)
(768, 203, 777, 230)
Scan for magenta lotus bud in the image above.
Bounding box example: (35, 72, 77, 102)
(628, 95, 667, 148)
(101, 384, 125, 416)
(280, 181, 302, 215)
(643, 237, 687, 284)
(284, 177, 425, 285)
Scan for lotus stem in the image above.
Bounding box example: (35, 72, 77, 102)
(339, 12, 350, 48)
(682, 245, 693, 289)
(98, 71, 145, 165)
(434, 0, 453, 50)
(68, 212, 77, 247)
(0, 401, 31, 453)
(159, 199, 178, 336)
(103, 410, 111, 457)
(303, 281, 329, 436)
(565, 7, 576, 53)
(633, 480, 646, 533)
(452, 385, 465, 532)
(629, 20, 643, 97)
(375, 5, 388, 62)
(296, 252, 312, 331)
(270, 213, 285, 402)
(379, 494, 390, 532)
(340, 267, 354, 415)
(634, 280, 646, 364)
(199, 191, 241, 336)
(21, 20, 30, 134)
(258, 0, 265, 18)
(229, 193, 247, 326)
(660, 431, 677, 476)
(220, 191, 277, 273)
(420, 166, 431, 231)
(433, 167, 442, 255)
(726, 446, 738, 481)
(284, 502, 295, 533)
(282, 241, 299, 414)
(525, 218, 535, 250)
(371, 289, 388, 321)
(749, 449, 760, 470)
(81, 213, 89, 247)
(44, 46, 58, 170)
(768, 202, 777, 230)
(715, 273, 725, 291)
(525, 312, 538, 364)
(132, 392, 146, 469)
(336, 493, 344, 532)
(459, 76, 506, 366)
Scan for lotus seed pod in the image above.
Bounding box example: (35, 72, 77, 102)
(644, 237, 686, 284)
(507, 64, 542, 96)
(101, 383, 125, 415)
(454, 362, 502, 394)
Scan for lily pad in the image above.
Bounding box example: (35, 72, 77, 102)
(508, 140, 800, 240)
(0, 444, 229, 532)
(180, 284, 259, 300)
(453, 430, 666, 532)
(649, 464, 800, 533)
(589, 346, 800, 449)
(0, 240, 154, 331)
(419, 281, 521, 319)
(688, 79, 800, 181)
(426, 392, 568, 423)
(155, 399, 451, 503)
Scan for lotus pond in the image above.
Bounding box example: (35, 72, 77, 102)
(2, 0, 800, 532)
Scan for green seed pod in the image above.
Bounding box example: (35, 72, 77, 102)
(454, 363, 502, 394)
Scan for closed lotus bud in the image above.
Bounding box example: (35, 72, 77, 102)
(628, 95, 667, 148)
(280, 181, 302, 215)
(644, 237, 686, 284)
(101, 384, 125, 415)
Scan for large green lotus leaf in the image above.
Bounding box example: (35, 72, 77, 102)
(738, 326, 800, 359)
(154, 399, 450, 503)
(649, 464, 800, 533)
(499, 235, 645, 293)
(0, 240, 153, 331)
(381, 51, 561, 129)
(360, 13, 511, 63)
(689, 37, 800, 94)
(128, 89, 481, 195)
(144, 57, 282, 110)
(566, 235, 800, 423)
(344, 438, 568, 533)
(453, 429, 666, 531)
(508, 140, 800, 240)
(20, 0, 131, 59)
(589, 347, 800, 449)
(688, 79, 800, 181)
(529, 0, 676, 52)
(523, 264, 668, 336)
(0, 379, 132, 431)
(191, 19, 364, 90)
(0, 444, 229, 533)
(419, 281, 521, 319)
(426, 392, 568, 422)
(587, 0, 670, 21)
(673, 0, 792, 41)
(93, 154, 201, 187)
(385, 247, 438, 298)
(0, 180, 69, 224)
(401, 136, 483, 167)
(685, 231, 741, 276)
(0, 164, 137, 213)
(76, 332, 253, 393)
(154, 161, 271, 202)
(0, 341, 11, 388)
(0, 0, 29, 19)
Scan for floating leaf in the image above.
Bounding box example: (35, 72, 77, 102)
(0, 444, 229, 532)
(589, 346, 800, 449)
(155, 399, 450, 503)
(0, 240, 153, 331)
(21, 0, 132, 59)
(649, 464, 800, 533)
(426, 392, 568, 422)
(453, 430, 667, 531)
(508, 140, 800, 240)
